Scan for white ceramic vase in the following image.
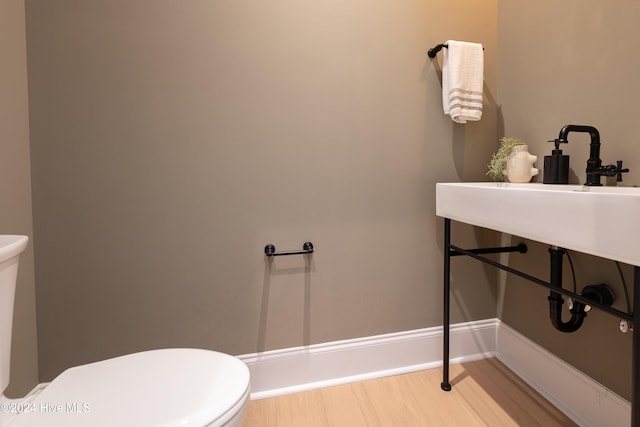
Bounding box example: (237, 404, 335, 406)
(504, 145, 539, 183)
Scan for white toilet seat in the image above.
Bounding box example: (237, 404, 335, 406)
(7, 348, 250, 427)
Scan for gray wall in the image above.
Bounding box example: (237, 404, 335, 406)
(16, 0, 634, 405)
(17, 0, 637, 405)
(0, 0, 39, 397)
(25, 1, 499, 381)
(497, 1, 640, 400)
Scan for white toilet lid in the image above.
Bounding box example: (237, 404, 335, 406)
(8, 348, 250, 427)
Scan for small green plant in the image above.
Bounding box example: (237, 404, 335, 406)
(486, 137, 526, 181)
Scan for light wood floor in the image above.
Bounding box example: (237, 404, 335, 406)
(242, 358, 576, 426)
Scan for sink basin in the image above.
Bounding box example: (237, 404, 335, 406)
(436, 182, 640, 266)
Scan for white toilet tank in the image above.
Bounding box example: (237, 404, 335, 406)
(0, 235, 28, 393)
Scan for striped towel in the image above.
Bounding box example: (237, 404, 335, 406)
(442, 40, 484, 123)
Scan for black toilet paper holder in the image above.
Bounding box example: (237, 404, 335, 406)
(264, 242, 314, 257)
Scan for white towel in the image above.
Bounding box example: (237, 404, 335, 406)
(442, 40, 484, 123)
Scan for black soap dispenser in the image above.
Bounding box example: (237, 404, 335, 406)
(543, 138, 569, 184)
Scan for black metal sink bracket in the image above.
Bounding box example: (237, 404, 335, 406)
(440, 217, 640, 427)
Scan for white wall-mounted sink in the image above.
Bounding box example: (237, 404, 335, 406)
(436, 182, 640, 266)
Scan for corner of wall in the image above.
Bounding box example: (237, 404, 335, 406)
(0, 0, 39, 398)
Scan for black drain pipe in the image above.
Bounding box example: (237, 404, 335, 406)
(548, 247, 587, 333)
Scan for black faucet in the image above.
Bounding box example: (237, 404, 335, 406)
(554, 125, 629, 186)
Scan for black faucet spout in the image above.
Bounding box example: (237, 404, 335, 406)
(557, 125, 603, 186)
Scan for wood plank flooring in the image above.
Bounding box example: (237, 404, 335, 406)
(242, 358, 576, 426)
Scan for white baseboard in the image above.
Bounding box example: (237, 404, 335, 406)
(0, 382, 48, 425)
(237, 318, 631, 426)
(496, 322, 630, 427)
(238, 318, 497, 399)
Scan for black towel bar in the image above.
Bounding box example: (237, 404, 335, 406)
(264, 242, 314, 257)
(427, 43, 448, 58)
(427, 43, 485, 59)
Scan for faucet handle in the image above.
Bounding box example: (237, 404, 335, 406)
(616, 160, 630, 182)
